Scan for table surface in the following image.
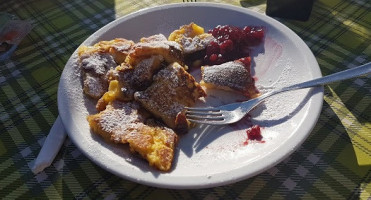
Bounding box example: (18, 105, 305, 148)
(1, 0, 370, 199)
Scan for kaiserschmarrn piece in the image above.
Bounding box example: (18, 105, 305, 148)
(126, 119, 178, 171)
(79, 52, 116, 99)
(169, 23, 213, 55)
(125, 34, 184, 67)
(78, 38, 134, 99)
(201, 57, 259, 98)
(134, 62, 206, 133)
(87, 101, 178, 171)
(87, 101, 148, 142)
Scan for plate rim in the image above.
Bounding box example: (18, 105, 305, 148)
(58, 2, 324, 189)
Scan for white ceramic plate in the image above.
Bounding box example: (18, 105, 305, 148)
(58, 3, 323, 189)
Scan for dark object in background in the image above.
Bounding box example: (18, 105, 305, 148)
(266, 0, 314, 21)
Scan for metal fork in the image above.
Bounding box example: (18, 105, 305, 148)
(183, 0, 196, 2)
(186, 62, 371, 125)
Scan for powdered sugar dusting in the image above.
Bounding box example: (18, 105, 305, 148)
(79, 51, 118, 99)
(131, 55, 164, 90)
(80, 52, 116, 75)
(112, 41, 134, 52)
(202, 60, 254, 92)
(134, 40, 182, 53)
(83, 73, 106, 98)
(140, 34, 167, 43)
(252, 59, 310, 130)
(134, 63, 190, 127)
(96, 101, 146, 142)
(154, 63, 181, 87)
(181, 34, 213, 54)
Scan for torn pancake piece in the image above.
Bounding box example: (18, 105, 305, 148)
(134, 62, 206, 133)
(78, 38, 134, 99)
(169, 22, 213, 55)
(79, 52, 117, 99)
(125, 35, 184, 67)
(168, 23, 213, 68)
(201, 57, 259, 98)
(125, 119, 178, 171)
(87, 101, 178, 171)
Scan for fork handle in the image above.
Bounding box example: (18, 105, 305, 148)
(265, 62, 371, 98)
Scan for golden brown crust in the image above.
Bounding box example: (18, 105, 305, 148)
(125, 119, 178, 171)
(79, 38, 135, 64)
(174, 111, 190, 134)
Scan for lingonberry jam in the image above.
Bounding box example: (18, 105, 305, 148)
(204, 25, 265, 65)
(243, 125, 264, 145)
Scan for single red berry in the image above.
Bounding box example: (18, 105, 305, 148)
(209, 54, 218, 62)
(243, 26, 251, 34)
(252, 28, 264, 40)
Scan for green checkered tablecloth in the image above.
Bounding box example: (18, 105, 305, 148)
(0, 0, 370, 199)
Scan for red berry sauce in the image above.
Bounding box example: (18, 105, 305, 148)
(204, 25, 265, 65)
(243, 125, 264, 145)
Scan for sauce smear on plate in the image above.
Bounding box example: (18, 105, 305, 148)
(243, 125, 265, 145)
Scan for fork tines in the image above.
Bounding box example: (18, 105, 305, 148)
(183, 0, 197, 2)
(185, 107, 224, 122)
